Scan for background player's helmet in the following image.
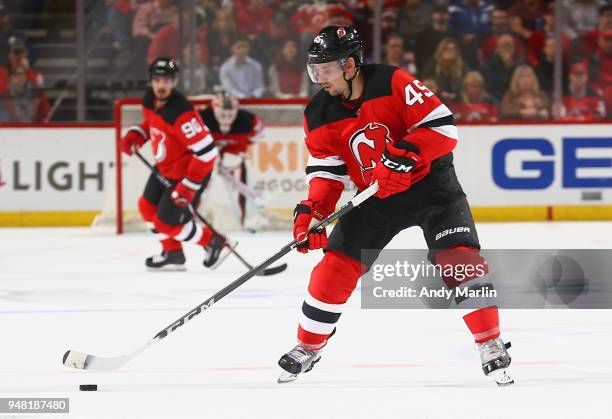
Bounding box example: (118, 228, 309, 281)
(307, 26, 363, 83)
(212, 91, 239, 134)
(148, 57, 179, 81)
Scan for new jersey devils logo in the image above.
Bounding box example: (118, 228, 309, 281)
(150, 127, 167, 162)
(349, 122, 392, 171)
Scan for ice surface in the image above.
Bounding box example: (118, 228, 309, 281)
(0, 223, 611, 418)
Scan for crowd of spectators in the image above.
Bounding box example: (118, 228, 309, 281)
(1, 0, 612, 122)
(107, 0, 611, 121)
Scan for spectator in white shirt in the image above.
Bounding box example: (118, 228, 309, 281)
(219, 37, 265, 98)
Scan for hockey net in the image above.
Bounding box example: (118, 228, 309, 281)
(94, 98, 310, 234)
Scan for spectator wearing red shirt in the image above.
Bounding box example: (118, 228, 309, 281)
(508, 0, 548, 41)
(479, 8, 526, 61)
(234, 0, 274, 39)
(526, 3, 571, 68)
(587, 29, 612, 93)
(131, 0, 177, 77)
(268, 39, 308, 98)
(559, 62, 606, 121)
(146, 13, 208, 66)
(290, 1, 344, 51)
(0, 37, 49, 123)
(581, 4, 612, 57)
(452, 70, 499, 122)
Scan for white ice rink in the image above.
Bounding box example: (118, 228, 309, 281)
(1, 222, 612, 418)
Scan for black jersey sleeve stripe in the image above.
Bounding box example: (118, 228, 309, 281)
(305, 164, 348, 176)
(302, 302, 342, 324)
(195, 142, 216, 156)
(415, 114, 455, 129)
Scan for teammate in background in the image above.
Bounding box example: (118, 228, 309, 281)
(119, 58, 225, 271)
(277, 27, 514, 386)
(199, 91, 265, 226)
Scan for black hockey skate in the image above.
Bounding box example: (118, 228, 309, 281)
(478, 337, 514, 386)
(202, 234, 233, 269)
(277, 344, 321, 383)
(145, 249, 186, 271)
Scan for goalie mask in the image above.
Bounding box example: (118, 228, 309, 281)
(307, 26, 363, 84)
(212, 91, 239, 134)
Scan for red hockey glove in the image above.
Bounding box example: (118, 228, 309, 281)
(293, 200, 328, 254)
(171, 178, 201, 207)
(370, 143, 420, 199)
(119, 128, 146, 156)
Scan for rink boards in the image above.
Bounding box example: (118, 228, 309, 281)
(0, 123, 611, 226)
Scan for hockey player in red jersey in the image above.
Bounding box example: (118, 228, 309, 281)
(277, 27, 514, 386)
(199, 91, 265, 226)
(119, 58, 225, 271)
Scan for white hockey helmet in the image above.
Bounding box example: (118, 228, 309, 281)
(212, 91, 239, 134)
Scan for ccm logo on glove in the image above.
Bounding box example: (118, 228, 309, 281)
(381, 152, 416, 173)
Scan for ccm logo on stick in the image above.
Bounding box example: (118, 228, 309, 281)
(435, 227, 471, 241)
(492, 137, 612, 189)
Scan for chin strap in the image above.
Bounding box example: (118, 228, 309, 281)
(341, 65, 360, 102)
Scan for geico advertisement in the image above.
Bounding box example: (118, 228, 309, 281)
(0, 129, 113, 210)
(455, 124, 612, 206)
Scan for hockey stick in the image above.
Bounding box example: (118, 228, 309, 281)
(62, 181, 379, 371)
(132, 150, 287, 276)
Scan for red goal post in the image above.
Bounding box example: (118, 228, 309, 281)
(106, 97, 310, 234)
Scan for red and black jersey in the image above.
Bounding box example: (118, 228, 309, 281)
(199, 107, 265, 155)
(129, 89, 217, 182)
(451, 99, 499, 122)
(560, 88, 606, 122)
(303, 64, 458, 215)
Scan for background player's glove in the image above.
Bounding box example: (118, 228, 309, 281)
(293, 200, 327, 254)
(171, 178, 200, 207)
(370, 143, 420, 199)
(119, 128, 146, 156)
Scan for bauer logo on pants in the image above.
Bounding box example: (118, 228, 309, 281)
(435, 227, 471, 241)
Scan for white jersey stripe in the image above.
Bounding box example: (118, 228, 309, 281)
(307, 155, 346, 167)
(304, 293, 345, 314)
(175, 221, 196, 241)
(306, 171, 350, 187)
(298, 312, 337, 335)
(409, 104, 453, 131)
(195, 146, 218, 163)
(430, 125, 458, 140)
(188, 134, 214, 153)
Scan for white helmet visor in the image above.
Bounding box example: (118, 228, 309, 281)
(306, 60, 345, 84)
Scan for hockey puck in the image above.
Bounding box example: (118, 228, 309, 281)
(79, 384, 97, 391)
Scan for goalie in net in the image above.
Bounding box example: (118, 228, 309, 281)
(199, 91, 266, 229)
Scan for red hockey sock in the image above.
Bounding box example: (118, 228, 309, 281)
(196, 227, 214, 247)
(153, 217, 212, 247)
(161, 238, 182, 252)
(463, 306, 500, 343)
(297, 251, 365, 349)
(138, 196, 156, 222)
